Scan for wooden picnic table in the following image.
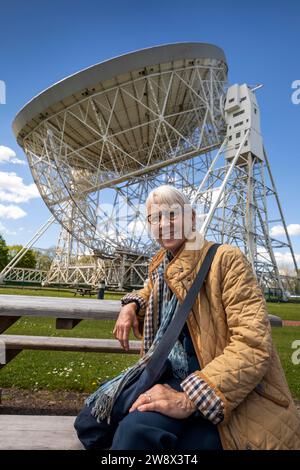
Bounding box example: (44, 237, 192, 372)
(73, 287, 96, 297)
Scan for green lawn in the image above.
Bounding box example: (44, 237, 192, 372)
(272, 326, 300, 399)
(0, 287, 83, 298)
(1, 318, 299, 398)
(267, 302, 300, 321)
(1, 317, 138, 393)
(0, 287, 124, 300)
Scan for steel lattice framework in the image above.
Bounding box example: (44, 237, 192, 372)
(9, 43, 298, 294)
(14, 44, 227, 260)
(193, 146, 299, 295)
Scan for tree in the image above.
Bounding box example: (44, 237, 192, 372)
(0, 234, 9, 271)
(34, 251, 53, 270)
(43, 246, 56, 260)
(8, 245, 37, 269)
(77, 254, 95, 265)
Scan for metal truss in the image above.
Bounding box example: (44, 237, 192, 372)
(45, 221, 150, 288)
(21, 63, 227, 257)
(0, 214, 55, 283)
(192, 140, 300, 297)
(2, 268, 48, 284)
(7, 57, 298, 295)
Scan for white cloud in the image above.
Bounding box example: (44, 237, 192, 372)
(270, 225, 285, 236)
(0, 145, 26, 165)
(0, 171, 40, 203)
(274, 251, 300, 269)
(253, 246, 300, 272)
(0, 221, 17, 235)
(270, 224, 300, 237)
(286, 224, 300, 236)
(0, 204, 27, 219)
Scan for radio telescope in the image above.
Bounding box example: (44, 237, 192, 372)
(10, 42, 299, 293)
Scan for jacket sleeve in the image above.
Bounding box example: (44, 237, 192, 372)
(181, 246, 272, 424)
(120, 277, 153, 320)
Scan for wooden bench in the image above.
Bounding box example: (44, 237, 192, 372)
(0, 294, 282, 368)
(0, 335, 141, 450)
(0, 295, 283, 332)
(0, 415, 84, 450)
(0, 335, 141, 368)
(0, 295, 120, 331)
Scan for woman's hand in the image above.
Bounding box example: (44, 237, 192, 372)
(113, 303, 142, 351)
(129, 383, 197, 419)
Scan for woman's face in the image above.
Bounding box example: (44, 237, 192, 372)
(147, 198, 194, 255)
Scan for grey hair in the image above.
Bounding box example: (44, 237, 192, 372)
(146, 185, 191, 208)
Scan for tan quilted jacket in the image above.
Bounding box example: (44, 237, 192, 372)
(135, 234, 300, 450)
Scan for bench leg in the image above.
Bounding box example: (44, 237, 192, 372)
(56, 318, 82, 330)
(0, 316, 20, 334)
(0, 348, 22, 370)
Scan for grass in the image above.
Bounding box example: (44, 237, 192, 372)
(0, 287, 82, 298)
(1, 319, 299, 398)
(266, 302, 300, 321)
(0, 286, 124, 300)
(1, 317, 138, 393)
(0, 288, 299, 398)
(271, 326, 300, 399)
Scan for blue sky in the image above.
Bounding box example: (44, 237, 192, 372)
(0, 0, 299, 265)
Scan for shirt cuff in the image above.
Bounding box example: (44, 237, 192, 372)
(180, 372, 224, 425)
(120, 293, 147, 316)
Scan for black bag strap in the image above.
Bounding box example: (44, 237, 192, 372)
(145, 243, 220, 379)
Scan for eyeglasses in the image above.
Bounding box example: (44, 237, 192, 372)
(147, 208, 182, 225)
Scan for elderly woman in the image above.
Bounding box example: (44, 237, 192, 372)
(75, 185, 300, 450)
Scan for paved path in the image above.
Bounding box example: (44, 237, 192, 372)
(283, 320, 300, 327)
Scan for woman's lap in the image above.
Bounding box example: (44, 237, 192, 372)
(75, 367, 222, 450)
(111, 408, 222, 450)
(75, 404, 222, 450)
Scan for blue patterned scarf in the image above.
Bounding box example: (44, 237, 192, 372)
(85, 252, 189, 423)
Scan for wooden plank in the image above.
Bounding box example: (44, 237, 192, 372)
(1, 334, 141, 354)
(0, 316, 20, 334)
(0, 295, 121, 320)
(0, 415, 84, 450)
(0, 296, 281, 327)
(56, 318, 82, 329)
